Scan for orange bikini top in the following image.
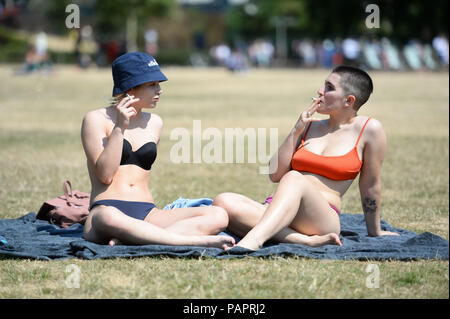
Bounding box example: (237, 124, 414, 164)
(291, 118, 371, 181)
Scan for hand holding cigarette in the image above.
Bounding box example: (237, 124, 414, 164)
(294, 97, 321, 132)
(115, 93, 139, 129)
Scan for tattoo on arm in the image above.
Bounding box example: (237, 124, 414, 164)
(363, 197, 377, 214)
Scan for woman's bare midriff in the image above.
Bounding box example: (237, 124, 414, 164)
(302, 172, 355, 211)
(89, 165, 154, 204)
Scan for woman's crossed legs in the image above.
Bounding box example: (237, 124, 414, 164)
(83, 205, 235, 249)
(214, 171, 342, 250)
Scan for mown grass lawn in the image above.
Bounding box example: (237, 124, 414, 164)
(0, 65, 448, 299)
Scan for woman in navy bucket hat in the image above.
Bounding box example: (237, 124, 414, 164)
(111, 52, 167, 96)
(81, 52, 234, 248)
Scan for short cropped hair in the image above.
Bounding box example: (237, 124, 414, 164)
(331, 65, 373, 110)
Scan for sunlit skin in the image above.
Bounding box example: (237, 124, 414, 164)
(81, 77, 235, 249)
(214, 71, 398, 251)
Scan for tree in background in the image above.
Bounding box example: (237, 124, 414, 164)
(226, 0, 449, 43)
(45, 0, 175, 49)
(2, 0, 448, 65)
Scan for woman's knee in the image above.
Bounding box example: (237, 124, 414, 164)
(83, 207, 115, 242)
(208, 206, 229, 232)
(213, 192, 234, 210)
(280, 170, 308, 187)
(90, 206, 124, 235)
(213, 192, 244, 220)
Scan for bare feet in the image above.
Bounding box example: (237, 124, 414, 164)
(108, 238, 122, 246)
(201, 235, 236, 249)
(233, 232, 342, 251)
(308, 233, 342, 247)
(232, 236, 262, 251)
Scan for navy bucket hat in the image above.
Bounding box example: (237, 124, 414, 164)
(112, 52, 167, 96)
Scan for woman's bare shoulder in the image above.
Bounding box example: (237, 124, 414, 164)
(84, 107, 108, 118)
(364, 116, 384, 134)
(81, 108, 112, 138)
(358, 116, 386, 148)
(149, 112, 163, 126)
(83, 108, 112, 124)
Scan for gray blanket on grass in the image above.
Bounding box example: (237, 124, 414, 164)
(0, 212, 448, 261)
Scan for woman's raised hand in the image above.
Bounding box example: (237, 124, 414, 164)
(294, 98, 321, 132)
(116, 94, 140, 129)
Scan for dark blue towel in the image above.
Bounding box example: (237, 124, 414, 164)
(0, 212, 448, 260)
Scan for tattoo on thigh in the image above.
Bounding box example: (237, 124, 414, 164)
(363, 197, 377, 214)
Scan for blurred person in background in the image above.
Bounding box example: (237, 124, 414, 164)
(248, 39, 275, 67)
(432, 34, 449, 68)
(320, 39, 336, 68)
(210, 43, 231, 66)
(342, 37, 361, 67)
(16, 30, 51, 75)
(293, 39, 317, 68)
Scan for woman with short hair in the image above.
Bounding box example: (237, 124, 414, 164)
(214, 65, 398, 250)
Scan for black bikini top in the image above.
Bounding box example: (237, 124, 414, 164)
(120, 139, 157, 170)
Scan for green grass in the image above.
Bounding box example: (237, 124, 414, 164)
(0, 65, 448, 299)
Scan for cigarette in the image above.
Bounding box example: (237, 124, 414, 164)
(126, 93, 133, 99)
(312, 97, 318, 102)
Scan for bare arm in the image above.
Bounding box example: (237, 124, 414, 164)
(151, 113, 164, 146)
(269, 99, 321, 182)
(81, 115, 122, 185)
(358, 119, 398, 237)
(81, 96, 139, 185)
(268, 127, 303, 182)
